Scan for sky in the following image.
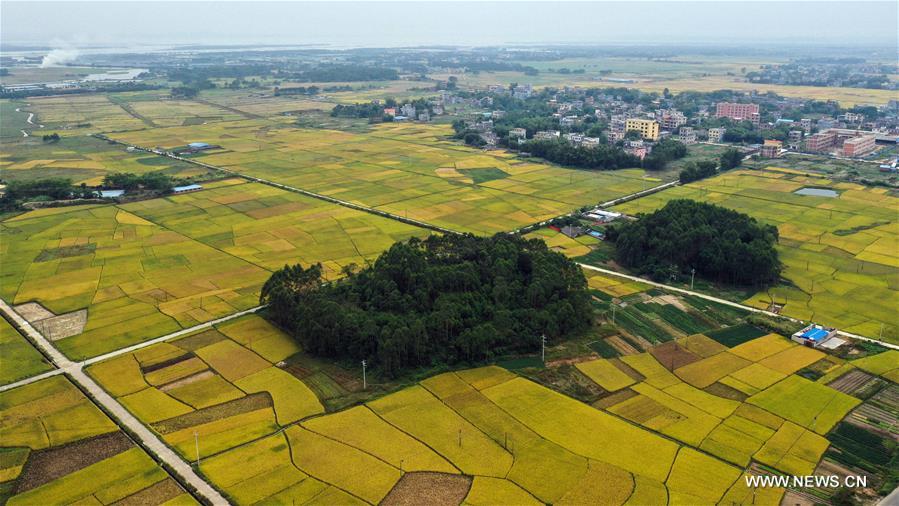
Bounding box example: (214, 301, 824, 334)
(2, 1, 897, 49)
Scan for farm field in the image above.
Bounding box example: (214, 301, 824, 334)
(108, 120, 654, 234)
(0, 316, 51, 385)
(582, 332, 864, 475)
(120, 179, 429, 274)
(0, 134, 212, 185)
(435, 66, 897, 107)
(0, 180, 428, 359)
(614, 169, 899, 343)
(0, 375, 196, 505)
(21, 94, 147, 134)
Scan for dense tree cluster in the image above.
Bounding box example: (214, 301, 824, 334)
(0, 178, 95, 210)
(611, 200, 781, 286)
(102, 172, 173, 193)
(261, 234, 592, 377)
(678, 160, 718, 184)
(642, 138, 687, 170)
(719, 148, 744, 170)
(294, 65, 398, 82)
(523, 139, 639, 170)
(330, 103, 386, 119)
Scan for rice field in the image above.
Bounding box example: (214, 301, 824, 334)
(614, 169, 899, 343)
(0, 376, 195, 505)
(0, 316, 51, 385)
(108, 120, 653, 234)
(0, 135, 208, 186)
(120, 180, 430, 276)
(0, 180, 428, 359)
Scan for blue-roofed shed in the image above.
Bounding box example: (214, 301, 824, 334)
(188, 142, 211, 149)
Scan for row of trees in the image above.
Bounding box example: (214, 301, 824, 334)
(102, 172, 173, 192)
(609, 200, 781, 286)
(260, 234, 592, 377)
(523, 139, 642, 171)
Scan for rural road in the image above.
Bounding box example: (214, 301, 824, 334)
(0, 298, 241, 505)
(577, 263, 899, 351)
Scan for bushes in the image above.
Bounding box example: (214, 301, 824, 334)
(679, 160, 718, 184)
(522, 139, 639, 171)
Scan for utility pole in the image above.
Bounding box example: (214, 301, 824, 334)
(541, 334, 547, 364)
(361, 360, 367, 390)
(690, 268, 696, 290)
(194, 431, 200, 468)
(611, 303, 616, 324)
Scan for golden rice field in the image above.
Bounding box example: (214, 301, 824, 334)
(614, 169, 899, 343)
(0, 181, 425, 359)
(80, 314, 886, 506)
(108, 120, 654, 234)
(0, 375, 196, 506)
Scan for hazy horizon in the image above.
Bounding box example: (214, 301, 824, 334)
(2, 1, 897, 50)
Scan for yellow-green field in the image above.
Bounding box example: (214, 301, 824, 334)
(81, 320, 878, 506)
(0, 317, 51, 385)
(0, 135, 209, 186)
(120, 180, 429, 275)
(614, 169, 899, 343)
(108, 120, 654, 234)
(0, 181, 426, 359)
(0, 375, 196, 505)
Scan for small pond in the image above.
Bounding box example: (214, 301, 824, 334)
(794, 187, 839, 198)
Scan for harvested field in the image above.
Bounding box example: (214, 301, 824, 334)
(380, 472, 471, 506)
(14, 432, 132, 493)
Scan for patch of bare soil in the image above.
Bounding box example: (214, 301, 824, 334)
(152, 392, 271, 434)
(171, 329, 226, 351)
(111, 478, 184, 506)
(33, 309, 87, 341)
(14, 302, 55, 322)
(705, 382, 748, 401)
(651, 341, 701, 371)
(15, 431, 131, 493)
(381, 472, 472, 506)
(159, 370, 215, 392)
(593, 388, 638, 410)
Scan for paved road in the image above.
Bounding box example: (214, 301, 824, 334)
(578, 263, 899, 351)
(0, 298, 233, 505)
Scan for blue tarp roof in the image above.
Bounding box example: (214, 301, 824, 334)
(801, 328, 828, 341)
(99, 190, 125, 198)
(188, 142, 210, 148)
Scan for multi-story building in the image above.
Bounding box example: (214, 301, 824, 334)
(787, 130, 803, 150)
(760, 139, 782, 158)
(716, 102, 760, 121)
(677, 127, 697, 145)
(708, 127, 726, 143)
(805, 131, 837, 153)
(660, 110, 687, 130)
(534, 130, 561, 141)
(625, 118, 660, 141)
(509, 128, 527, 141)
(800, 118, 813, 134)
(842, 135, 876, 157)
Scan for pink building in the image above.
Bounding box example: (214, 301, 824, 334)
(842, 135, 876, 157)
(716, 102, 760, 122)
